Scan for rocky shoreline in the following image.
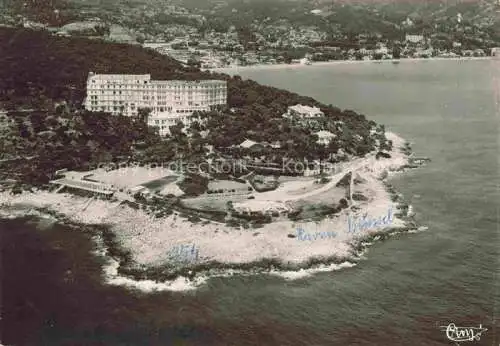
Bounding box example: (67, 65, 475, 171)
(0, 136, 430, 289)
(0, 186, 422, 285)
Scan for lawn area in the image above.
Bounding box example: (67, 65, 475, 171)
(142, 176, 178, 192)
(88, 167, 178, 189)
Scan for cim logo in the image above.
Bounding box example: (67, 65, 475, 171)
(439, 323, 487, 344)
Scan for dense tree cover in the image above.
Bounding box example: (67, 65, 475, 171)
(0, 27, 388, 186)
(0, 28, 215, 110)
(2, 0, 76, 26)
(166, 0, 498, 45)
(0, 110, 159, 184)
(196, 100, 383, 163)
(177, 174, 209, 197)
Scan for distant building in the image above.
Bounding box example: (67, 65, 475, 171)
(300, 57, 312, 65)
(283, 104, 324, 128)
(405, 34, 424, 43)
(84, 73, 227, 136)
(375, 46, 388, 55)
(314, 130, 335, 146)
(415, 48, 434, 57)
(128, 185, 149, 197)
(238, 139, 265, 152)
(55, 30, 70, 37)
(284, 104, 324, 119)
(491, 48, 500, 58)
(263, 141, 282, 149)
(402, 17, 414, 27)
(359, 47, 371, 55)
(0, 111, 9, 127)
(23, 20, 46, 30)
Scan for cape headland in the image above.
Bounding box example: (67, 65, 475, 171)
(0, 132, 428, 288)
(0, 27, 430, 289)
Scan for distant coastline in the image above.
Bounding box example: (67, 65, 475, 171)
(209, 56, 493, 72)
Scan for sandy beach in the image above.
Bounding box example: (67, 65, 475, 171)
(0, 132, 416, 275)
(210, 56, 492, 72)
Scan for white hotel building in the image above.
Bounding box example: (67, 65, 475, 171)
(84, 73, 227, 135)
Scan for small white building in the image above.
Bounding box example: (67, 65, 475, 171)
(128, 185, 147, 195)
(299, 57, 312, 65)
(314, 130, 335, 146)
(375, 46, 388, 55)
(284, 104, 324, 119)
(239, 139, 260, 149)
(402, 17, 414, 27)
(0, 111, 10, 129)
(405, 34, 424, 43)
(55, 30, 70, 37)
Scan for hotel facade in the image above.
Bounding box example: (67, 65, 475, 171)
(84, 73, 227, 135)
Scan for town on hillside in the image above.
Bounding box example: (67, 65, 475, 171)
(1, 0, 499, 67)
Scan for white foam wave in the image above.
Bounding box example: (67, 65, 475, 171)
(102, 256, 209, 292)
(270, 261, 357, 280)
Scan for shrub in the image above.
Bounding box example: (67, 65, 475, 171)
(178, 173, 209, 196)
(352, 192, 368, 201)
(376, 151, 391, 159)
(339, 198, 349, 209)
